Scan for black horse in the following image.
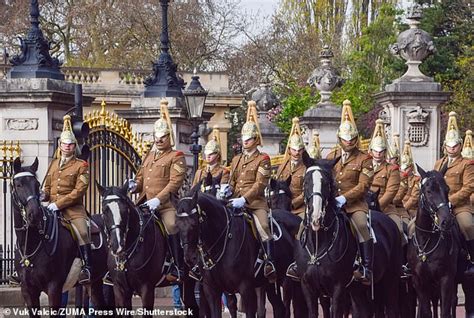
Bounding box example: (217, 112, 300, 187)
(297, 156, 402, 318)
(176, 184, 260, 317)
(11, 158, 109, 316)
(97, 182, 199, 316)
(266, 177, 309, 318)
(407, 166, 463, 318)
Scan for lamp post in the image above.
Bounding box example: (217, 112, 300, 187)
(184, 71, 208, 177)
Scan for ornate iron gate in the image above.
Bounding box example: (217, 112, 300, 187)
(0, 141, 20, 284)
(83, 101, 150, 214)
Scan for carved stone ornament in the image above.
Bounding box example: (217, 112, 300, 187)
(307, 45, 344, 103)
(6, 118, 39, 131)
(406, 106, 429, 146)
(378, 107, 391, 137)
(251, 83, 280, 112)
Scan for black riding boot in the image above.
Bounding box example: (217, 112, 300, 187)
(264, 239, 277, 283)
(354, 239, 373, 286)
(465, 239, 474, 277)
(78, 244, 92, 284)
(167, 234, 184, 283)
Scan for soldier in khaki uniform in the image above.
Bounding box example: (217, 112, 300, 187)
(461, 130, 474, 207)
(129, 100, 187, 281)
(401, 142, 420, 220)
(390, 134, 412, 226)
(275, 118, 306, 219)
(192, 127, 230, 187)
(43, 115, 92, 284)
(368, 120, 401, 235)
(326, 100, 374, 285)
(223, 101, 275, 281)
(434, 113, 474, 276)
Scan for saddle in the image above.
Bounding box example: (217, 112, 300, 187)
(231, 207, 258, 240)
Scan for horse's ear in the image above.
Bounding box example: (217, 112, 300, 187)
(302, 151, 315, 168)
(13, 157, 22, 174)
(285, 175, 292, 187)
(96, 180, 106, 197)
(416, 164, 427, 180)
(31, 157, 39, 172)
(121, 180, 129, 194)
(269, 178, 276, 189)
(328, 157, 340, 168)
(439, 161, 448, 176)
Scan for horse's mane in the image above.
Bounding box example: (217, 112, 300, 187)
(101, 186, 135, 206)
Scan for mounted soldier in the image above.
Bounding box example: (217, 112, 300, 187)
(434, 112, 474, 276)
(224, 100, 276, 282)
(43, 115, 92, 284)
(390, 133, 412, 227)
(461, 130, 474, 207)
(192, 126, 229, 187)
(326, 99, 374, 285)
(368, 120, 402, 239)
(129, 99, 187, 282)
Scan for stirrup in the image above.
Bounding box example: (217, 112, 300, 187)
(189, 265, 202, 282)
(353, 266, 371, 285)
(78, 268, 91, 285)
(286, 263, 300, 282)
(166, 263, 183, 283)
(401, 264, 412, 279)
(8, 273, 21, 286)
(264, 262, 277, 283)
(103, 271, 113, 286)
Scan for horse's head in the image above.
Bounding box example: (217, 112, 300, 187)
(176, 183, 201, 267)
(266, 176, 292, 211)
(202, 171, 223, 197)
(97, 181, 131, 256)
(417, 165, 453, 232)
(12, 157, 42, 228)
(302, 152, 338, 231)
(366, 188, 381, 211)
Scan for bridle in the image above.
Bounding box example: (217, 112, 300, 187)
(177, 194, 233, 270)
(102, 193, 158, 271)
(11, 171, 59, 267)
(418, 176, 452, 233)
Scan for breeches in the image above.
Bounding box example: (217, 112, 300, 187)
(160, 207, 178, 235)
(251, 209, 271, 242)
(70, 217, 90, 245)
(456, 212, 474, 240)
(349, 211, 370, 243)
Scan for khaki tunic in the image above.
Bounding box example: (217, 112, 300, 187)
(229, 150, 271, 211)
(135, 149, 186, 210)
(402, 174, 420, 218)
(192, 164, 230, 187)
(434, 156, 474, 215)
(394, 171, 410, 218)
(43, 157, 89, 220)
(326, 148, 373, 214)
(275, 159, 305, 217)
(369, 162, 400, 215)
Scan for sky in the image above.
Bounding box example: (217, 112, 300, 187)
(239, 0, 279, 31)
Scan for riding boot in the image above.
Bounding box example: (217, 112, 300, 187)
(353, 239, 373, 286)
(167, 234, 184, 283)
(8, 271, 21, 286)
(286, 262, 300, 281)
(78, 244, 92, 284)
(465, 239, 474, 277)
(263, 239, 277, 283)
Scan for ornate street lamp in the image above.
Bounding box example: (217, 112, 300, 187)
(184, 71, 208, 177)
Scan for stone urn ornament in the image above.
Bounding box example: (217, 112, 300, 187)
(389, 4, 436, 81)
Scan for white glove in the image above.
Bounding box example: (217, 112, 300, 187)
(145, 198, 160, 211)
(47, 203, 59, 212)
(335, 195, 347, 208)
(39, 190, 46, 201)
(127, 179, 137, 192)
(229, 197, 246, 209)
(218, 183, 232, 200)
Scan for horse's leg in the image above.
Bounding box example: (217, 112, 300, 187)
(291, 282, 308, 318)
(462, 280, 474, 318)
(332, 286, 349, 318)
(240, 282, 257, 318)
(89, 280, 106, 310)
(415, 288, 433, 318)
(301, 277, 319, 317)
(202, 282, 222, 318)
(225, 293, 238, 318)
(440, 276, 456, 318)
(320, 295, 331, 318)
(47, 283, 63, 318)
(198, 284, 210, 318)
(182, 279, 200, 317)
(350, 283, 371, 318)
(265, 283, 285, 318)
(113, 285, 133, 317)
(282, 279, 293, 318)
(21, 286, 41, 318)
(383, 275, 401, 318)
(255, 287, 266, 318)
(140, 284, 155, 318)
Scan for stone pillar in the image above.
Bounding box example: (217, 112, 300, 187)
(0, 78, 79, 179)
(374, 4, 450, 170)
(300, 45, 344, 157)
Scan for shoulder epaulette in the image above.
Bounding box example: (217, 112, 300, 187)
(261, 153, 270, 161)
(77, 158, 89, 167)
(175, 151, 184, 157)
(390, 164, 400, 171)
(223, 167, 230, 172)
